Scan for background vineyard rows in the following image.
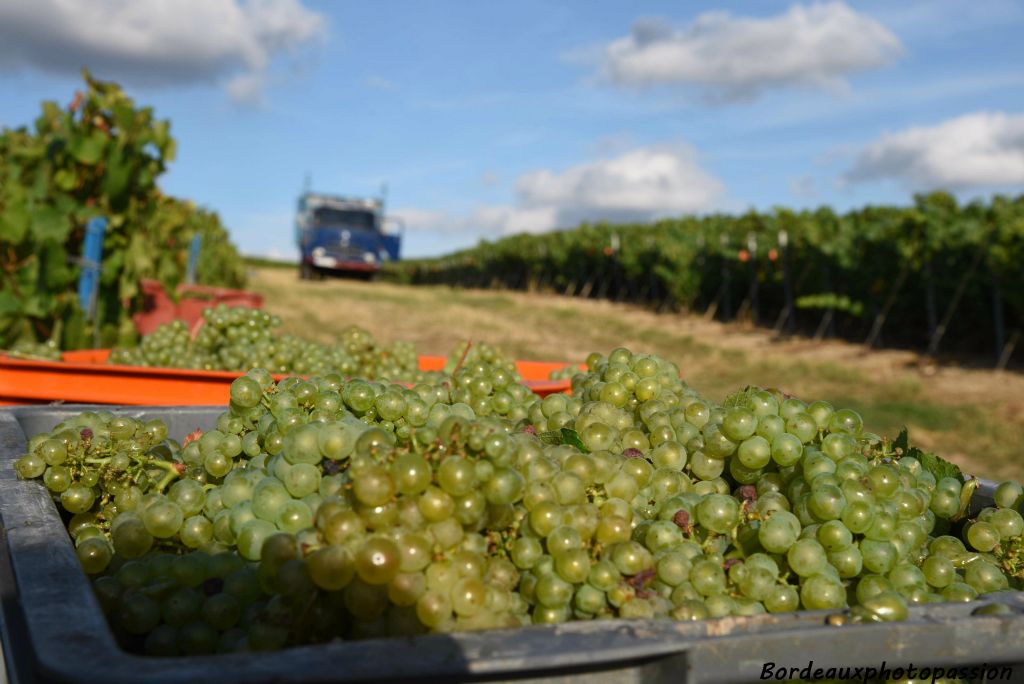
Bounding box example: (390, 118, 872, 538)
(0, 72, 246, 351)
(386, 193, 1024, 365)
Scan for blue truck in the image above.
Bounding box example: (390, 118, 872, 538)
(295, 192, 401, 280)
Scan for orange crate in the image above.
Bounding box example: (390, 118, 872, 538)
(0, 351, 578, 406)
(132, 279, 264, 336)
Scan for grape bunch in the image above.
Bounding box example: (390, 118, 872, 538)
(4, 337, 63, 361)
(108, 305, 424, 381)
(14, 346, 1024, 658)
(547, 364, 580, 381)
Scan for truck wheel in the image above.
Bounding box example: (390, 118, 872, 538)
(299, 262, 314, 280)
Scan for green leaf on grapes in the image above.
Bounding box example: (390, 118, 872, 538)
(559, 427, 587, 452)
(536, 430, 562, 446)
(893, 427, 910, 453)
(536, 427, 587, 452)
(918, 449, 964, 484)
(723, 386, 760, 409)
(895, 427, 963, 484)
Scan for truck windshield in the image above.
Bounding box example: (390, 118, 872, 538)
(312, 207, 377, 231)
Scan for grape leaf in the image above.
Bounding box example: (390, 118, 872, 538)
(0, 201, 29, 243)
(723, 385, 760, 408)
(31, 206, 70, 243)
(537, 427, 587, 452)
(917, 449, 964, 483)
(69, 130, 107, 165)
(0, 290, 22, 315)
(893, 427, 910, 453)
(894, 426, 963, 483)
(560, 427, 587, 452)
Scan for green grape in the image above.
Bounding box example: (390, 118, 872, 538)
(282, 462, 320, 498)
(117, 591, 161, 635)
(770, 433, 803, 467)
(800, 574, 845, 610)
(816, 520, 853, 551)
(764, 585, 799, 613)
(860, 539, 897, 574)
(76, 536, 113, 574)
(921, 555, 955, 588)
(963, 559, 1009, 594)
(168, 479, 206, 517)
(827, 545, 863, 578)
(721, 407, 756, 442)
(307, 545, 356, 591)
(554, 549, 591, 584)
(941, 581, 978, 602)
(276, 500, 313, 534)
(786, 413, 818, 444)
(14, 453, 47, 479)
(142, 499, 184, 539)
(759, 511, 800, 553)
(690, 559, 726, 597)
(162, 587, 203, 627)
(180, 516, 214, 549)
(989, 508, 1024, 539)
(807, 484, 846, 521)
(144, 624, 179, 656)
(965, 521, 1001, 552)
(994, 481, 1024, 509)
(828, 408, 863, 435)
(60, 485, 96, 514)
(857, 590, 907, 622)
(696, 494, 740, 534)
(736, 436, 771, 469)
(43, 466, 71, 493)
(355, 537, 401, 585)
(535, 573, 574, 608)
(352, 465, 396, 507)
(237, 519, 277, 561)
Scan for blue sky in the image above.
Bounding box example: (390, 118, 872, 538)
(2, 1, 1024, 258)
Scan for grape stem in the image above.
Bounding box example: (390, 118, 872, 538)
(147, 459, 183, 492)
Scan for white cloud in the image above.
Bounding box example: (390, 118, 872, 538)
(390, 208, 462, 235)
(846, 112, 1024, 189)
(598, 2, 902, 101)
(0, 0, 326, 104)
(789, 175, 817, 198)
(399, 144, 723, 242)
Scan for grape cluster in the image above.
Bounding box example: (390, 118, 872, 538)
(4, 338, 63, 361)
(14, 346, 1024, 657)
(547, 364, 580, 381)
(108, 305, 423, 381)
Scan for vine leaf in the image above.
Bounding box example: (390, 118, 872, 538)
(894, 427, 963, 483)
(537, 427, 587, 452)
(31, 206, 70, 243)
(69, 130, 107, 165)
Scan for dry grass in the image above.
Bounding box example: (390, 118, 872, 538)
(250, 267, 1024, 482)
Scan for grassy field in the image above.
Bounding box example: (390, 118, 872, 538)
(249, 266, 1024, 482)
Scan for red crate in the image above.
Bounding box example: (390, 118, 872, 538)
(132, 279, 264, 336)
(0, 350, 578, 405)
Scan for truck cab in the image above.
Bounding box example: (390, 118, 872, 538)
(296, 193, 401, 279)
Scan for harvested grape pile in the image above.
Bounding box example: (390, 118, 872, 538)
(14, 347, 1024, 656)
(4, 338, 62, 361)
(108, 305, 424, 380)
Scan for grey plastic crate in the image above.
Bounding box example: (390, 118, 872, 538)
(2, 405, 1024, 684)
